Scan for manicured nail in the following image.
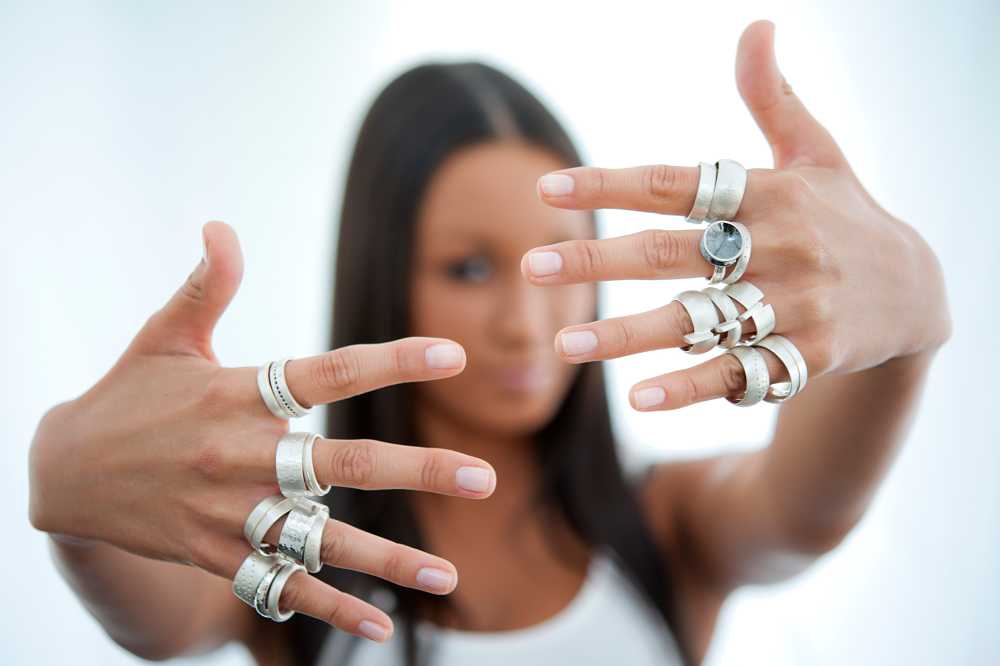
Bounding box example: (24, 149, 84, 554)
(527, 251, 563, 276)
(425, 343, 464, 369)
(559, 330, 598, 356)
(634, 387, 666, 409)
(539, 173, 575, 196)
(358, 619, 391, 642)
(416, 567, 456, 593)
(456, 466, 494, 493)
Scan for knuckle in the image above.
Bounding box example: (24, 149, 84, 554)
(641, 229, 683, 273)
(321, 524, 351, 565)
(609, 317, 637, 354)
(188, 438, 230, 481)
(571, 240, 605, 276)
(329, 440, 378, 487)
(201, 369, 240, 414)
(676, 371, 701, 407)
(381, 549, 406, 583)
(322, 591, 348, 628)
(781, 171, 814, 208)
(807, 336, 837, 373)
(314, 349, 362, 393)
(644, 164, 679, 202)
(419, 453, 444, 491)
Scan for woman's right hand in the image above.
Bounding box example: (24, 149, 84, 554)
(28, 220, 496, 643)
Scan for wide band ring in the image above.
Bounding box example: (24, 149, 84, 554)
(685, 162, 718, 224)
(262, 358, 312, 419)
(233, 550, 282, 608)
(266, 559, 306, 622)
(249, 497, 296, 552)
(753, 334, 809, 401)
(721, 280, 764, 314)
(672, 290, 720, 354)
(724, 346, 770, 406)
(276, 432, 328, 497)
(278, 498, 329, 574)
(244, 495, 286, 543)
(706, 159, 747, 222)
(702, 286, 742, 348)
(257, 362, 287, 419)
(253, 559, 284, 618)
(700, 221, 751, 285)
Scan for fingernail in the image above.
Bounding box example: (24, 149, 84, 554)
(527, 251, 563, 276)
(456, 466, 494, 493)
(634, 387, 666, 409)
(425, 343, 464, 369)
(559, 330, 598, 356)
(539, 173, 575, 196)
(358, 619, 390, 642)
(416, 567, 456, 593)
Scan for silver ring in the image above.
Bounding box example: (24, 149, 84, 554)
(721, 280, 764, 314)
(268, 358, 312, 419)
(753, 334, 809, 401)
(276, 432, 327, 497)
(740, 303, 776, 346)
(685, 162, 717, 224)
(302, 433, 330, 496)
(232, 550, 280, 608)
(722, 222, 752, 284)
(671, 290, 720, 354)
(724, 346, 770, 406)
(278, 498, 329, 574)
(257, 362, 287, 419)
(706, 159, 747, 222)
(244, 495, 286, 543)
(250, 497, 296, 552)
(305, 508, 327, 574)
(702, 286, 742, 348)
(253, 559, 284, 618)
(266, 558, 306, 622)
(700, 221, 750, 284)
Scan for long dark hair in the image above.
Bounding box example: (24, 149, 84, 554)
(287, 61, 691, 666)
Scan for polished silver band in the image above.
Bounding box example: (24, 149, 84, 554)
(268, 358, 312, 418)
(685, 162, 717, 224)
(706, 159, 747, 222)
(244, 495, 286, 543)
(753, 334, 809, 401)
(305, 508, 327, 574)
(672, 290, 720, 354)
(278, 498, 329, 574)
(233, 550, 280, 608)
(725, 346, 770, 406)
(254, 559, 283, 618)
(702, 286, 742, 348)
(266, 559, 305, 622)
(302, 433, 331, 496)
(740, 302, 776, 345)
(257, 362, 287, 419)
(250, 497, 296, 552)
(721, 280, 764, 314)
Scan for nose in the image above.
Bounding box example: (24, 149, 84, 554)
(490, 272, 555, 350)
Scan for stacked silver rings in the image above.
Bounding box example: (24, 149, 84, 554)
(232, 550, 305, 622)
(258, 358, 312, 419)
(276, 431, 331, 497)
(684, 160, 753, 285)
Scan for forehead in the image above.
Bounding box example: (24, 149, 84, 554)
(415, 140, 594, 249)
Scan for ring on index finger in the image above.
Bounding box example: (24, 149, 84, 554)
(257, 358, 312, 419)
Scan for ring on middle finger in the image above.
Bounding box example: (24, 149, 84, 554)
(276, 432, 328, 498)
(700, 220, 751, 284)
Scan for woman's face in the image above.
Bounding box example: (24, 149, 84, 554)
(410, 140, 596, 436)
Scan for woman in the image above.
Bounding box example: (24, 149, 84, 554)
(27, 20, 950, 666)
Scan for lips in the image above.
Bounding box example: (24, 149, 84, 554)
(492, 363, 554, 391)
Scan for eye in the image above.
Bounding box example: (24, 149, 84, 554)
(445, 255, 493, 284)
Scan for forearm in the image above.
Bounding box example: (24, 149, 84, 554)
(48, 534, 243, 660)
(758, 347, 938, 549)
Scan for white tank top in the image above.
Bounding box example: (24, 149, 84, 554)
(315, 545, 684, 665)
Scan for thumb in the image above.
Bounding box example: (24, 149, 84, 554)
(735, 19, 847, 170)
(133, 220, 244, 360)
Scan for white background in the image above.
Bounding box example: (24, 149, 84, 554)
(2, 1, 997, 664)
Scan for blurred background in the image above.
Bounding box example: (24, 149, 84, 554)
(2, 0, 997, 664)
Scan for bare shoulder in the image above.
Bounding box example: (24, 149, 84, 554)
(633, 454, 739, 663)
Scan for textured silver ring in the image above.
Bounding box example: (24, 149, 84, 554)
(276, 432, 325, 497)
(700, 221, 750, 284)
(232, 550, 280, 608)
(278, 498, 329, 574)
(266, 559, 306, 622)
(244, 495, 286, 543)
(685, 162, 717, 224)
(702, 286, 742, 348)
(250, 497, 296, 552)
(724, 346, 770, 406)
(253, 559, 284, 618)
(671, 290, 720, 354)
(753, 334, 809, 401)
(257, 362, 287, 420)
(268, 358, 312, 418)
(706, 159, 747, 222)
(302, 433, 331, 496)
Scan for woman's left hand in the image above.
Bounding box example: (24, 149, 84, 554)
(519, 19, 951, 411)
